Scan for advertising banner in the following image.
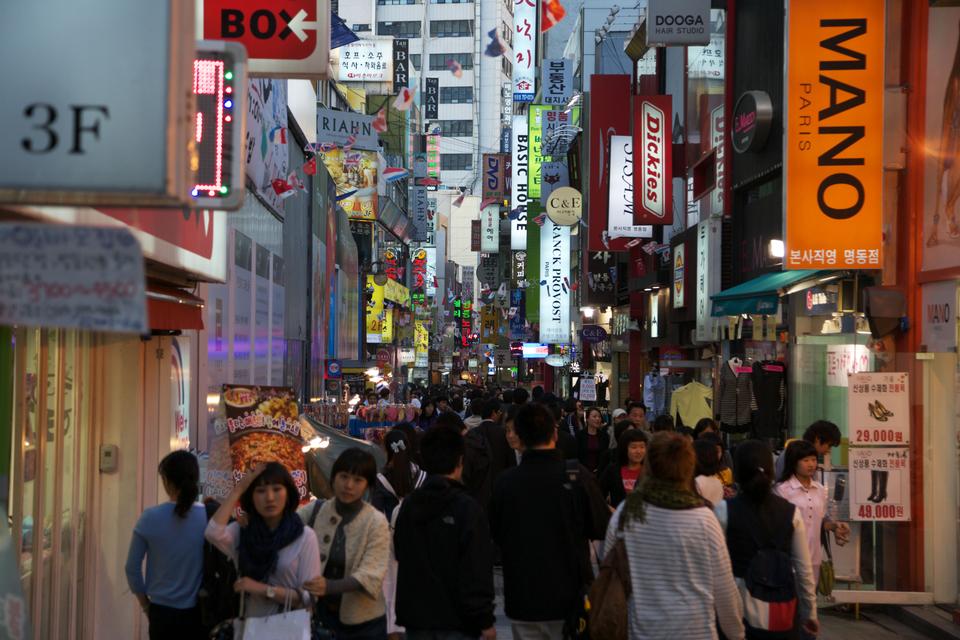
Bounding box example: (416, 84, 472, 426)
(539, 218, 571, 344)
(483, 153, 507, 201)
(924, 6, 960, 271)
(542, 58, 573, 106)
(222, 385, 308, 502)
(320, 148, 379, 220)
(511, 114, 530, 250)
(366, 274, 386, 343)
(634, 95, 673, 225)
(481, 203, 500, 253)
(588, 75, 632, 251)
(922, 281, 958, 352)
(850, 447, 910, 521)
(317, 106, 379, 151)
(528, 105, 551, 199)
(332, 38, 393, 82)
(247, 78, 289, 214)
(608, 135, 654, 243)
(512, 0, 537, 102)
(847, 372, 910, 445)
(785, 0, 884, 270)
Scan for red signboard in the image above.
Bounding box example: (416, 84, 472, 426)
(634, 95, 673, 225)
(588, 75, 633, 252)
(199, 0, 330, 79)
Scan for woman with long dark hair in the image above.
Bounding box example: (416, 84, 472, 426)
(416, 398, 439, 430)
(205, 462, 320, 618)
(126, 450, 207, 639)
(716, 440, 818, 638)
(598, 429, 648, 508)
(576, 407, 610, 474)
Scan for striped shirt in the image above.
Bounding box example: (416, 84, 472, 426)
(604, 503, 745, 640)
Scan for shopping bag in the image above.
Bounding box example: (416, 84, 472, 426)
(238, 609, 310, 640)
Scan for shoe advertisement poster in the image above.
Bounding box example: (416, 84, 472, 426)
(849, 448, 910, 521)
(847, 372, 910, 445)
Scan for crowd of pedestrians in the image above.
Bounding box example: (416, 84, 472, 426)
(125, 385, 850, 640)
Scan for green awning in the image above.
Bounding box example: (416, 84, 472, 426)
(711, 270, 831, 317)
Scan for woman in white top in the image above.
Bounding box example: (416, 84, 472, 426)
(693, 438, 725, 506)
(205, 462, 320, 618)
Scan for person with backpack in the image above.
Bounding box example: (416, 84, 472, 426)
(370, 428, 427, 639)
(602, 433, 745, 640)
(394, 426, 497, 640)
(716, 440, 818, 639)
(125, 450, 207, 639)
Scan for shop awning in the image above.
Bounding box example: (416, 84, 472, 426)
(146, 284, 204, 331)
(711, 270, 834, 317)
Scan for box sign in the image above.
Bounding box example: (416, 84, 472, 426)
(848, 372, 910, 445)
(331, 39, 393, 83)
(608, 135, 654, 242)
(316, 107, 379, 151)
(0, 0, 195, 206)
(512, 0, 537, 102)
(546, 187, 582, 226)
(191, 41, 248, 210)
(634, 96, 673, 225)
(646, 0, 711, 46)
(522, 343, 549, 358)
(199, 0, 331, 79)
(732, 91, 773, 154)
(511, 115, 530, 250)
(850, 447, 911, 521)
(541, 59, 573, 106)
(785, 0, 884, 270)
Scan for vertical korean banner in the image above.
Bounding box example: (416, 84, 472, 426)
(634, 95, 673, 225)
(528, 105, 551, 200)
(511, 115, 530, 250)
(785, 0, 884, 269)
(539, 218, 571, 344)
(512, 0, 538, 102)
(588, 75, 632, 251)
(414, 320, 429, 367)
(542, 58, 573, 106)
(481, 203, 500, 253)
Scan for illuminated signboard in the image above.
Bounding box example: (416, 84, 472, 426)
(426, 134, 441, 189)
(192, 41, 247, 210)
(521, 343, 549, 359)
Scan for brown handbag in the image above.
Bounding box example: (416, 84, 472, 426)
(588, 533, 632, 640)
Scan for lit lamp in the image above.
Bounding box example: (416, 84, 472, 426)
(768, 239, 785, 259)
(581, 306, 595, 319)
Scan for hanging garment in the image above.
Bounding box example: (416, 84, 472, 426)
(752, 361, 786, 439)
(643, 372, 666, 418)
(668, 382, 714, 428)
(719, 362, 753, 429)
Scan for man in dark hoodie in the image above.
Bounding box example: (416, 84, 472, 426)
(394, 426, 496, 640)
(463, 397, 516, 516)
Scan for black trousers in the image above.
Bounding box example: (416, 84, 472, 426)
(147, 603, 206, 640)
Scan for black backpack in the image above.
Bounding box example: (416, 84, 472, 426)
(198, 503, 239, 631)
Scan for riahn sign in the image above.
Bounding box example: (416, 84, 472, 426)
(785, 0, 884, 270)
(646, 0, 711, 47)
(634, 95, 673, 225)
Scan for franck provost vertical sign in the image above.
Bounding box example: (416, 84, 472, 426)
(511, 114, 530, 250)
(539, 218, 571, 344)
(512, 0, 537, 102)
(785, 0, 884, 270)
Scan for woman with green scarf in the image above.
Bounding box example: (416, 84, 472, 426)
(602, 432, 745, 640)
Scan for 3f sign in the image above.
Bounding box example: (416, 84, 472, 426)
(21, 104, 110, 154)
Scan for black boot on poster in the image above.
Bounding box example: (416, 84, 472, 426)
(866, 469, 879, 503)
(873, 470, 889, 503)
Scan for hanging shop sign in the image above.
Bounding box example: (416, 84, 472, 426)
(426, 134, 441, 182)
(411, 248, 428, 305)
(462, 266, 475, 301)
(545, 354, 569, 367)
(695, 219, 722, 342)
(922, 281, 958, 353)
(731, 90, 773, 154)
(539, 218, 571, 344)
(634, 95, 673, 225)
(0, 224, 147, 333)
(366, 274, 387, 344)
(528, 105, 551, 200)
(542, 108, 581, 157)
(785, 0, 884, 270)
(392, 38, 409, 87)
(546, 187, 583, 226)
(608, 135, 654, 243)
(199, 0, 331, 79)
(522, 342, 549, 358)
(478, 254, 499, 287)
(847, 372, 910, 445)
(540, 161, 570, 208)
(584, 252, 617, 306)
(481, 203, 500, 253)
(510, 288, 526, 340)
(650, 291, 661, 337)
(850, 447, 910, 521)
(710, 103, 725, 217)
(512, 0, 537, 102)
(425, 77, 439, 120)
(483, 154, 507, 201)
(511, 114, 530, 250)
(588, 75, 634, 252)
(673, 242, 686, 308)
(579, 377, 597, 401)
(645, 0, 711, 47)
(319, 148, 378, 220)
(317, 107, 380, 151)
(581, 325, 609, 343)
(542, 58, 573, 106)
(331, 38, 393, 82)
(412, 153, 429, 241)
(0, 0, 195, 206)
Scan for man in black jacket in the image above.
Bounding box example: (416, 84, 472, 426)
(394, 426, 496, 640)
(489, 403, 605, 640)
(463, 397, 517, 516)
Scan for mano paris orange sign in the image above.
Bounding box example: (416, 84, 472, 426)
(785, 0, 884, 270)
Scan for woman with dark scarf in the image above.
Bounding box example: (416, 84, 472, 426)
(205, 462, 320, 618)
(602, 433, 746, 640)
(302, 448, 391, 639)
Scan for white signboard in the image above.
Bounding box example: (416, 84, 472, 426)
(481, 204, 500, 253)
(539, 218, 571, 344)
(848, 372, 910, 445)
(511, 115, 530, 250)
(0, 225, 147, 333)
(850, 447, 911, 521)
(542, 59, 573, 106)
(0, 1, 194, 206)
(512, 0, 537, 102)
(579, 377, 597, 401)
(695, 219, 721, 342)
(826, 344, 871, 387)
(922, 281, 957, 353)
(608, 136, 654, 239)
(332, 39, 393, 82)
(317, 107, 380, 151)
(646, 0, 711, 47)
